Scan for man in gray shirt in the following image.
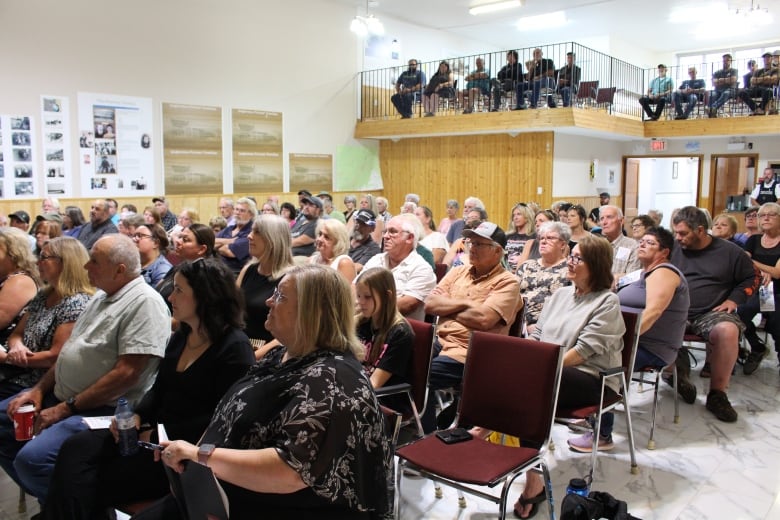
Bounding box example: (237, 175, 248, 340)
(76, 199, 118, 250)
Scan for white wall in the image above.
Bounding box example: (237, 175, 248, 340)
(635, 157, 699, 227)
(552, 134, 624, 198)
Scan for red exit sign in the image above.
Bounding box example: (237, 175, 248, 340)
(650, 139, 666, 151)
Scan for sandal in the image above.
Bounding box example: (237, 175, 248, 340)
(513, 489, 545, 519)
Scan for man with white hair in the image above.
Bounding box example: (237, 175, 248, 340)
(375, 196, 392, 224)
(359, 215, 436, 321)
(446, 196, 486, 244)
(218, 197, 236, 227)
(599, 205, 640, 279)
(41, 197, 60, 215)
(0, 234, 169, 500)
(215, 197, 256, 273)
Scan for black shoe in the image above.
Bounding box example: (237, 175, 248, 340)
(663, 372, 697, 404)
(706, 390, 738, 422)
(512, 105, 527, 110)
(489, 108, 499, 112)
(743, 348, 769, 375)
(675, 114, 687, 120)
(401, 114, 411, 119)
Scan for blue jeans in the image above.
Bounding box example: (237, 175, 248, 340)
(673, 92, 698, 117)
(530, 77, 556, 108)
(560, 86, 573, 107)
(709, 88, 733, 110)
(0, 392, 110, 502)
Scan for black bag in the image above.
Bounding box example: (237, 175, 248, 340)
(560, 491, 641, 520)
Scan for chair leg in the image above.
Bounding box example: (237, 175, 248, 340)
(648, 370, 661, 450)
(672, 364, 680, 424)
(458, 490, 467, 508)
(18, 486, 26, 514)
(621, 374, 639, 475)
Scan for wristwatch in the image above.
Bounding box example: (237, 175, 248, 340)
(65, 396, 79, 414)
(198, 443, 216, 466)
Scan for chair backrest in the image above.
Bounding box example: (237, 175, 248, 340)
(620, 307, 643, 390)
(434, 262, 448, 283)
(459, 331, 564, 448)
(576, 80, 599, 100)
(595, 86, 617, 105)
(406, 318, 436, 414)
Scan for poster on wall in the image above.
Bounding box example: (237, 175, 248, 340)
(77, 92, 154, 196)
(289, 153, 333, 194)
(232, 109, 283, 194)
(162, 103, 223, 195)
(40, 95, 72, 197)
(0, 115, 37, 199)
(334, 144, 383, 191)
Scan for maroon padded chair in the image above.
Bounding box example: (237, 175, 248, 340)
(395, 331, 564, 520)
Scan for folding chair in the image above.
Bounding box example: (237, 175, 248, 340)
(375, 318, 435, 440)
(396, 332, 565, 520)
(555, 308, 640, 482)
(594, 87, 617, 114)
(574, 80, 599, 107)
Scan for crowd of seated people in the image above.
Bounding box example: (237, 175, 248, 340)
(4, 185, 780, 517)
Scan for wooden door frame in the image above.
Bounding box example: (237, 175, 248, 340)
(621, 154, 704, 214)
(709, 153, 760, 215)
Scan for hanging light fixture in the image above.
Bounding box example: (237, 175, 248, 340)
(350, 0, 385, 37)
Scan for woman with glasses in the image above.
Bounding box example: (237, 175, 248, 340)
(517, 221, 572, 336)
(132, 265, 391, 519)
(516, 209, 559, 265)
(511, 234, 624, 519)
(735, 206, 760, 247)
(42, 258, 254, 519)
(237, 215, 295, 360)
(630, 214, 655, 241)
(506, 203, 536, 272)
(738, 202, 780, 375)
(1, 237, 92, 400)
(133, 224, 172, 287)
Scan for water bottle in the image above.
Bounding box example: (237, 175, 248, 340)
(115, 397, 138, 456)
(566, 477, 589, 497)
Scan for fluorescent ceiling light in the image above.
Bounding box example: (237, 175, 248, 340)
(470, 0, 522, 16)
(516, 10, 566, 31)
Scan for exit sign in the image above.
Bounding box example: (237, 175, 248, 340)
(650, 139, 666, 152)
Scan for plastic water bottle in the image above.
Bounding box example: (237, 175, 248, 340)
(115, 397, 138, 456)
(566, 477, 589, 497)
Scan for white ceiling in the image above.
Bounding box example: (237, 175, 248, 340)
(343, 0, 780, 56)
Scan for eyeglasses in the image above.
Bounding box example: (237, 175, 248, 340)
(568, 253, 585, 265)
(271, 287, 287, 305)
(132, 233, 154, 241)
(638, 239, 659, 247)
(745, 213, 758, 219)
(38, 253, 61, 262)
(464, 239, 495, 249)
(538, 235, 561, 242)
(758, 212, 779, 218)
(630, 224, 644, 229)
(383, 227, 409, 236)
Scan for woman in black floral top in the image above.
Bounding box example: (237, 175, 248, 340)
(156, 265, 392, 520)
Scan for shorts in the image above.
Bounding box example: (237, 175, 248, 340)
(687, 310, 745, 342)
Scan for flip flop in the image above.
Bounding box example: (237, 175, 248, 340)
(513, 489, 546, 519)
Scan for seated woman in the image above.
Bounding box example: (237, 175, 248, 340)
(41, 258, 255, 519)
(33, 218, 62, 258)
(711, 213, 740, 244)
(517, 221, 572, 336)
(0, 228, 39, 347)
(442, 208, 487, 268)
(309, 218, 356, 282)
(630, 214, 655, 241)
(237, 215, 295, 360)
(517, 209, 558, 265)
(506, 203, 536, 272)
(157, 223, 216, 312)
(734, 206, 760, 247)
(422, 60, 455, 117)
(132, 224, 172, 287)
(496, 235, 624, 519)
(572, 227, 689, 446)
(280, 202, 297, 228)
(61, 206, 86, 238)
(355, 267, 414, 409)
(566, 204, 590, 249)
(1, 237, 93, 400)
(415, 205, 449, 264)
(142, 265, 391, 519)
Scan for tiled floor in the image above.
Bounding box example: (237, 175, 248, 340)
(0, 349, 777, 519)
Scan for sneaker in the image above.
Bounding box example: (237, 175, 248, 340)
(565, 418, 592, 432)
(664, 372, 697, 404)
(567, 431, 614, 453)
(743, 348, 769, 375)
(706, 390, 738, 422)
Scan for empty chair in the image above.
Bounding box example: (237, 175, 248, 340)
(574, 80, 600, 107)
(595, 86, 617, 113)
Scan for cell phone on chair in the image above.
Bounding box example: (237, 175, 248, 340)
(435, 427, 472, 444)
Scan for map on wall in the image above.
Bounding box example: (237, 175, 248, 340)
(40, 95, 72, 197)
(0, 115, 37, 199)
(162, 103, 223, 195)
(334, 144, 383, 191)
(78, 92, 155, 196)
(232, 109, 283, 194)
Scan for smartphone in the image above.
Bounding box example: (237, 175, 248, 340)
(435, 427, 472, 445)
(138, 440, 164, 451)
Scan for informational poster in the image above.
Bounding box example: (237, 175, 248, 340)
(40, 95, 72, 197)
(78, 92, 154, 196)
(334, 144, 383, 191)
(0, 115, 37, 199)
(232, 109, 283, 193)
(162, 103, 223, 195)
(289, 153, 333, 194)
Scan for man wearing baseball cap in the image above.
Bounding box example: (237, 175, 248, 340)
(348, 209, 381, 272)
(8, 211, 35, 250)
(422, 221, 522, 432)
(291, 195, 322, 257)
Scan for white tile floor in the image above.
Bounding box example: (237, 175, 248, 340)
(0, 349, 777, 519)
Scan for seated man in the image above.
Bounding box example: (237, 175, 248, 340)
(348, 209, 381, 273)
(673, 66, 706, 120)
(391, 59, 424, 119)
(422, 222, 522, 432)
(490, 50, 523, 112)
(670, 206, 759, 422)
(557, 51, 581, 108)
(598, 205, 641, 280)
(708, 53, 738, 118)
(516, 48, 556, 109)
(290, 195, 322, 257)
(639, 64, 673, 121)
(359, 215, 436, 322)
(459, 57, 491, 114)
(215, 197, 256, 274)
(0, 234, 170, 500)
(738, 52, 778, 116)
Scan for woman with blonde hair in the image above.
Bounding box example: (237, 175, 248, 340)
(506, 203, 536, 272)
(142, 206, 162, 226)
(1, 237, 93, 398)
(0, 228, 39, 348)
(237, 214, 295, 360)
(310, 219, 356, 282)
(711, 213, 739, 244)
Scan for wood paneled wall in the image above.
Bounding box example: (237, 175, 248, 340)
(380, 132, 554, 226)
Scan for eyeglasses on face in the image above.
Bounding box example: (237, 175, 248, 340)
(271, 287, 287, 305)
(383, 227, 409, 236)
(758, 212, 779, 218)
(464, 239, 495, 249)
(38, 253, 61, 262)
(538, 235, 561, 242)
(638, 239, 659, 247)
(132, 233, 154, 241)
(568, 253, 584, 265)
